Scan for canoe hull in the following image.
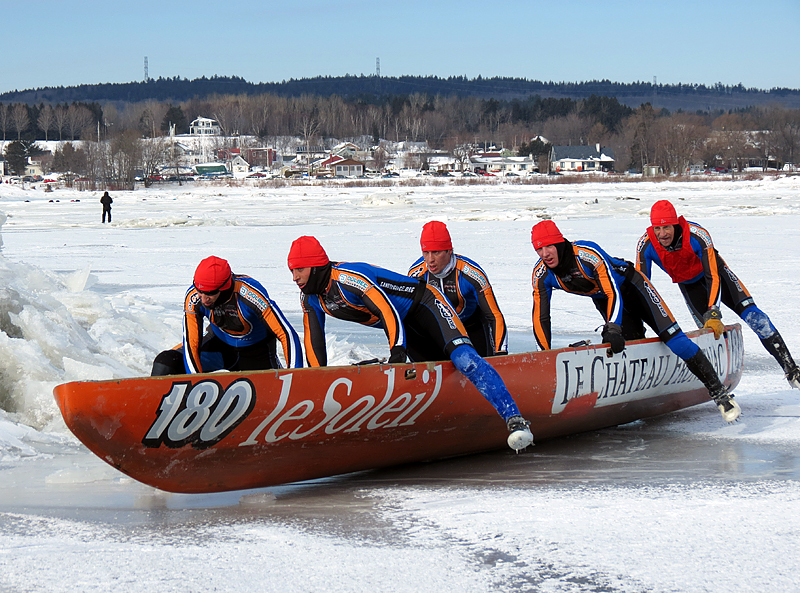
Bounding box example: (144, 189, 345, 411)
(54, 325, 744, 493)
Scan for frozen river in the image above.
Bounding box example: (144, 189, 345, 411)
(1, 177, 799, 592)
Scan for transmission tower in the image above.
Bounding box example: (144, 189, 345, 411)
(376, 57, 380, 77)
(144, 57, 149, 82)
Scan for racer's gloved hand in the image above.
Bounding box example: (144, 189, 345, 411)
(703, 308, 724, 340)
(388, 346, 407, 364)
(601, 322, 625, 354)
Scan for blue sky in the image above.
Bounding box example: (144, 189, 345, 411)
(3, 0, 798, 95)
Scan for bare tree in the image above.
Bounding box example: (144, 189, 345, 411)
(708, 130, 750, 175)
(37, 105, 56, 141)
(541, 113, 592, 147)
(83, 140, 106, 190)
(622, 104, 658, 172)
(141, 100, 168, 138)
(370, 144, 389, 172)
(53, 105, 68, 140)
(165, 134, 187, 183)
(299, 112, 320, 168)
(140, 137, 168, 187)
(773, 108, 800, 166)
(655, 114, 708, 175)
(107, 129, 141, 190)
(212, 95, 246, 137)
(10, 104, 30, 140)
(66, 105, 93, 140)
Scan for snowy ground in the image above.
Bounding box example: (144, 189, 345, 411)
(0, 176, 799, 592)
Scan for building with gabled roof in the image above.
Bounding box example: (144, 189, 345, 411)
(189, 117, 221, 136)
(551, 144, 615, 173)
(332, 158, 365, 177)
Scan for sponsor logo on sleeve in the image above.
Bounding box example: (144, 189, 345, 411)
(690, 225, 713, 248)
(461, 264, 488, 288)
(239, 285, 269, 312)
(339, 273, 371, 292)
(577, 249, 600, 266)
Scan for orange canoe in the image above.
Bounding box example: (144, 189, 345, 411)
(54, 325, 743, 493)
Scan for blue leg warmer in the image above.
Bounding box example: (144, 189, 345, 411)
(665, 333, 700, 361)
(450, 344, 520, 420)
(741, 305, 777, 339)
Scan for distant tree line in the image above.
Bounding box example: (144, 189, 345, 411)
(2, 75, 799, 107)
(3, 91, 800, 180)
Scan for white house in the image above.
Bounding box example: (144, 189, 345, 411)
(189, 117, 221, 136)
(550, 144, 615, 173)
(333, 159, 365, 177)
(470, 155, 536, 176)
(228, 155, 250, 178)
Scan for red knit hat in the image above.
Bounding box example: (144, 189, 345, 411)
(531, 220, 565, 249)
(420, 221, 453, 251)
(194, 256, 232, 292)
(650, 200, 679, 226)
(287, 236, 330, 269)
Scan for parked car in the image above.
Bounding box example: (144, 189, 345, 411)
(246, 172, 267, 178)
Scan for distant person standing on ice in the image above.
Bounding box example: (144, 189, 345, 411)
(636, 199, 800, 389)
(100, 191, 112, 223)
(408, 221, 508, 357)
(286, 235, 533, 451)
(151, 255, 303, 375)
(530, 219, 741, 423)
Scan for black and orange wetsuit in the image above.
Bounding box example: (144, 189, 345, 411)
(408, 253, 507, 356)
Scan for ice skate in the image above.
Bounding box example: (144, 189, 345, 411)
(786, 366, 800, 390)
(506, 415, 533, 451)
(710, 388, 741, 423)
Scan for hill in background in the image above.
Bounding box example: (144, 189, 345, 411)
(2, 75, 800, 112)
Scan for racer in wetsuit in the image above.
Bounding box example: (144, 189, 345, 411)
(287, 235, 533, 451)
(151, 256, 302, 375)
(635, 199, 799, 389)
(530, 219, 741, 422)
(408, 221, 507, 357)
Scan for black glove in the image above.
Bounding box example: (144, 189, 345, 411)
(601, 322, 625, 354)
(388, 346, 407, 364)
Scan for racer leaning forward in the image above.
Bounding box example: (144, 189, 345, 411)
(408, 221, 508, 357)
(151, 256, 303, 375)
(636, 199, 799, 389)
(287, 235, 533, 451)
(530, 220, 741, 422)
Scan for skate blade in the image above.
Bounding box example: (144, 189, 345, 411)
(718, 399, 742, 423)
(507, 428, 533, 452)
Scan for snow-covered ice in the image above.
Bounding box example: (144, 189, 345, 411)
(0, 176, 799, 592)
